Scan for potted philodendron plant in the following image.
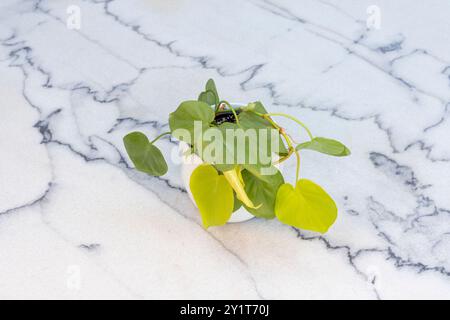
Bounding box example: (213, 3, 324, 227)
(123, 79, 350, 233)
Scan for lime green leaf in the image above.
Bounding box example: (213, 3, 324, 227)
(239, 102, 288, 155)
(296, 137, 350, 157)
(123, 132, 168, 176)
(169, 100, 215, 143)
(242, 167, 284, 219)
(275, 179, 337, 233)
(190, 164, 234, 228)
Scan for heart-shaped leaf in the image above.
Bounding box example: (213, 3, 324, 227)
(123, 132, 168, 176)
(275, 179, 337, 233)
(169, 100, 215, 143)
(241, 167, 284, 219)
(198, 90, 217, 106)
(198, 79, 220, 106)
(296, 137, 350, 157)
(190, 164, 234, 228)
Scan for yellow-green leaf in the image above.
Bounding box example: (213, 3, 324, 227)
(275, 179, 337, 233)
(190, 164, 234, 228)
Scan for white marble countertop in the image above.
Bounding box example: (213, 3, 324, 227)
(1, 0, 449, 300)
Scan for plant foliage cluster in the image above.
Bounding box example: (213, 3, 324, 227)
(124, 80, 350, 232)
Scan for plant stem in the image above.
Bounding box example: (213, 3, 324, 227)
(214, 101, 221, 113)
(214, 109, 242, 115)
(262, 114, 301, 179)
(248, 112, 301, 181)
(258, 114, 291, 162)
(150, 131, 171, 144)
(265, 113, 314, 140)
(273, 147, 292, 165)
(294, 148, 301, 182)
(219, 100, 240, 126)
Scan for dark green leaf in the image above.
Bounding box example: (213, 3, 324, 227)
(200, 123, 236, 172)
(296, 137, 350, 157)
(242, 167, 284, 219)
(123, 132, 168, 176)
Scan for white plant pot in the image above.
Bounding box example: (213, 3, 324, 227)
(179, 142, 254, 223)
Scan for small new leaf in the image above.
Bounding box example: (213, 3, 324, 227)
(205, 79, 219, 104)
(296, 137, 350, 157)
(198, 79, 220, 106)
(123, 132, 168, 176)
(198, 90, 217, 106)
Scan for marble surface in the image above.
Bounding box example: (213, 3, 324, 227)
(0, 0, 449, 300)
